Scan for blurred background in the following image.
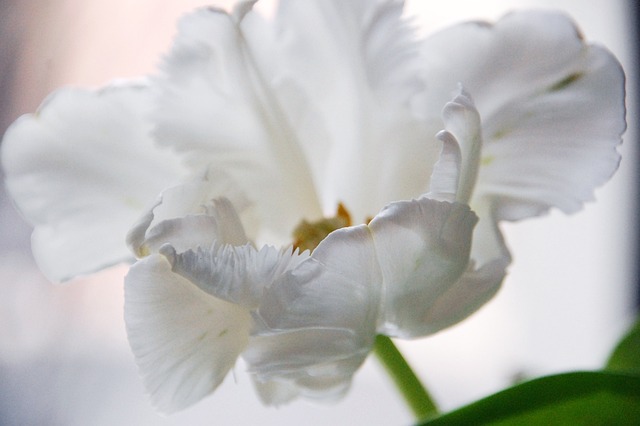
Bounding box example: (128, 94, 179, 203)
(0, 0, 636, 424)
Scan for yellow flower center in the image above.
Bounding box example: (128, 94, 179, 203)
(292, 203, 352, 252)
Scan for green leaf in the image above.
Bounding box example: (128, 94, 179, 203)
(418, 371, 640, 425)
(606, 318, 640, 374)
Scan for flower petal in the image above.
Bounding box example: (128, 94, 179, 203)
(421, 10, 625, 220)
(275, 0, 425, 106)
(250, 378, 299, 406)
(1, 83, 186, 282)
(124, 253, 252, 413)
(440, 88, 482, 204)
(246, 225, 381, 397)
(245, 329, 360, 403)
(427, 256, 508, 332)
(152, 7, 323, 239)
(161, 244, 308, 309)
(428, 129, 462, 202)
(272, 0, 437, 219)
(258, 225, 381, 334)
(128, 191, 248, 257)
(370, 198, 479, 338)
(435, 88, 510, 278)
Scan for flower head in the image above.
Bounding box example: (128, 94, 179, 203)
(1, 0, 624, 413)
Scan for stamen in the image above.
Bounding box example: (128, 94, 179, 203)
(292, 203, 352, 252)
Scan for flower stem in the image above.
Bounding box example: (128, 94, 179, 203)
(373, 335, 438, 420)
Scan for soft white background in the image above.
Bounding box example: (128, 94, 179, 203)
(0, 1, 636, 425)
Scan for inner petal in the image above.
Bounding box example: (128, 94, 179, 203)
(152, 8, 324, 241)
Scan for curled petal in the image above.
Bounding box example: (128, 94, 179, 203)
(245, 328, 361, 403)
(127, 188, 248, 257)
(1, 83, 186, 282)
(429, 129, 462, 202)
(426, 201, 509, 332)
(258, 225, 381, 333)
(440, 88, 482, 204)
(421, 10, 625, 220)
(424, 256, 508, 333)
(247, 226, 382, 396)
(148, 172, 249, 233)
(251, 378, 299, 406)
(162, 244, 308, 308)
(136, 215, 221, 257)
(124, 254, 252, 413)
(370, 198, 478, 338)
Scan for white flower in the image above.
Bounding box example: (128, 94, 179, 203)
(1, 0, 624, 413)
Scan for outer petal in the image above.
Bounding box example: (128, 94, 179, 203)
(420, 10, 625, 220)
(251, 379, 298, 406)
(1, 83, 186, 282)
(125, 191, 314, 410)
(370, 198, 479, 338)
(432, 256, 508, 332)
(124, 254, 252, 413)
(246, 329, 361, 403)
(246, 225, 381, 399)
(257, 225, 381, 335)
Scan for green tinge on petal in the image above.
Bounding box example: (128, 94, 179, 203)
(422, 10, 625, 221)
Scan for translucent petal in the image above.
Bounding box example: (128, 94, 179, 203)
(251, 378, 298, 406)
(441, 89, 482, 205)
(152, 8, 323, 238)
(247, 331, 357, 404)
(1, 83, 186, 282)
(247, 226, 381, 391)
(421, 10, 625, 220)
(124, 254, 252, 413)
(370, 198, 479, 338)
(127, 188, 248, 258)
(162, 244, 308, 308)
(272, 0, 437, 219)
(275, 0, 425, 103)
(246, 328, 367, 388)
(428, 119, 510, 322)
(258, 225, 381, 333)
(154, 3, 441, 230)
(251, 368, 352, 406)
(145, 171, 250, 234)
(428, 130, 462, 202)
(426, 256, 508, 332)
(136, 215, 221, 257)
